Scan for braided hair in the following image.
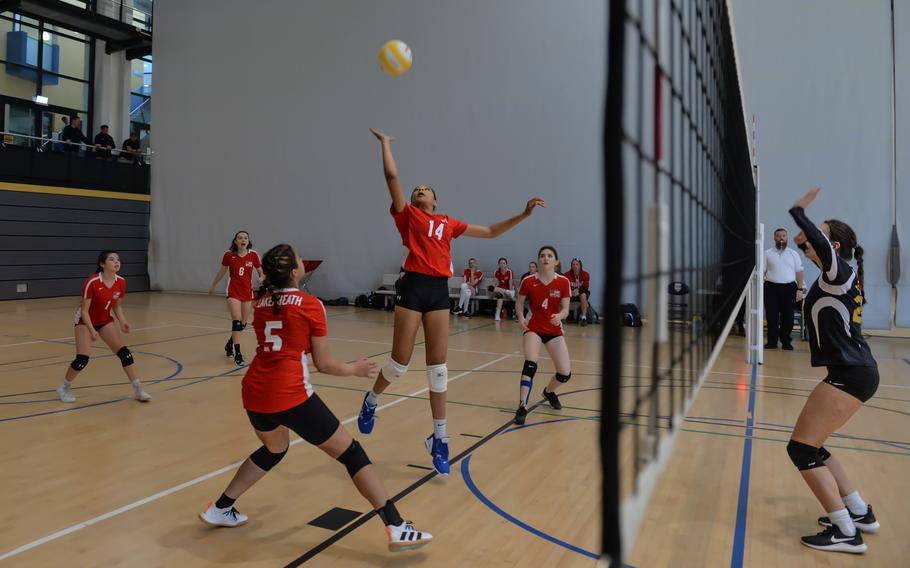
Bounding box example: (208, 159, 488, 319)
(256, 243, 297, 315)
(824, 218, 864, 293)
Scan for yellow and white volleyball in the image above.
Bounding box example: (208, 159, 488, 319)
(379, 40, 413, 76)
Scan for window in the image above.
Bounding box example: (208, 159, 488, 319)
(0, 12, 93, 141)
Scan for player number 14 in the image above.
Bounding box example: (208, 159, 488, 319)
(427, 220, 444, 240)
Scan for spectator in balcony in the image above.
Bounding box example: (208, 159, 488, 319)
(121, 131, 143, 163)
(94, 125, 116, 160)
(61, 115, 90, 153)
(53, 116, 69, 152)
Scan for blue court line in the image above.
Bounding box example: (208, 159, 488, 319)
(0, 352, 183, 422)
(461, 417, 635, 566)
(730, 362, 758, 568)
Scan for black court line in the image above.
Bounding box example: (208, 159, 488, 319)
(460, 433, 483, 438)
(283, 398, 546, 567)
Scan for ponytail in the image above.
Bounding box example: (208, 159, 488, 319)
(854, 245, 865, 301)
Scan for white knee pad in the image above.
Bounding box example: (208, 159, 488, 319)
(427, 363, 448, 393)
(381, 359, 409, 382)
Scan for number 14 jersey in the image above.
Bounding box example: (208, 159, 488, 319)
(392, 204, 468, 277)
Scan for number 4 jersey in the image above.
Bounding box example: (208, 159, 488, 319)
(519, 274, 572, 337)
(242, 288, 328, 413)
(392, 204, 468, 277)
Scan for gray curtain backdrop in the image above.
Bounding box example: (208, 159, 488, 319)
(150, 0, 605, 304)
(732, 0, 906, 329)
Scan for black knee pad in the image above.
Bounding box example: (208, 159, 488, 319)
(787, 440, 824, 471)
(555, 372, 572, 383)
(337, 440, 371, 478)
(522, 360, 538, 378)
(232, 320, 245, 332)
(818, 446, 831, 462)
(116, 347, 134, 367)
(250, 445, 288, 471)
(70, 354, 89, 371)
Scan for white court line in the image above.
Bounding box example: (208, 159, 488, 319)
(0, 353, 511, 562)
(0, 325, 177, 349)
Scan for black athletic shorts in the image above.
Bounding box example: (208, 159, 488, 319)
(246, 393, 340, 445)
(395, 271, 450, 313)
(823, 365, 879, 402)
(523, 331, 562, 344)
(75, 321, 109, 332)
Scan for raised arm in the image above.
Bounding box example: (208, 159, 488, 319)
(789, 187, 834, 275)
(310, 335, 378, 378)
(462, 198, 546, 238)
(369, 129, 406, 213)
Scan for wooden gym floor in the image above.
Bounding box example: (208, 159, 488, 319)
(0, 292, 906, 567)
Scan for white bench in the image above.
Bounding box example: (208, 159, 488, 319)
(373, 273, 400, 308)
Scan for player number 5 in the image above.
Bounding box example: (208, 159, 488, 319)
(265, 321, 283, 351)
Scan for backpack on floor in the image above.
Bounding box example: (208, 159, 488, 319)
(620, 303, 642, 327)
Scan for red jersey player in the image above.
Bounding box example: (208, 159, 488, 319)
(491, 257, 515, 321)
(208, 231, 263, 365)
(455, 258, 483, 317)
(565, 258, 592, 326)
(357, 128, 544, 476)
(199, 244, 432, 551)
(56, 251, 151, 403)
(514, 246, 573, 424)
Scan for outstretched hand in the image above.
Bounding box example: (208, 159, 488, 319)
(352, 358, 379, 379)
(524, 197, 546, 216)
(369, 128, 396, 143)
(793, 187, 820, 210)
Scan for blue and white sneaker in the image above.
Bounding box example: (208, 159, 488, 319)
(357, 392, 377, 434)
(424, 434, 450, 476)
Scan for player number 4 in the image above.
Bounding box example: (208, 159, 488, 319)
(541, 298, 548, 310)
(265, 321, 283, 351)
(427, 220, 445, 240)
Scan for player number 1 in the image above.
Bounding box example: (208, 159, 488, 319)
(427, 220, 444, 240)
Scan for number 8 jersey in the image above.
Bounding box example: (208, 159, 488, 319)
(519, 274, 572, 337)
(242, 288, 328, 413)
(392, 204, 468, 277)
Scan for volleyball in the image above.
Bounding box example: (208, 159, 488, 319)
(379, 40, 412, 76)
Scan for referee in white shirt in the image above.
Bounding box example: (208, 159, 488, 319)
(764, 228, 805, 350)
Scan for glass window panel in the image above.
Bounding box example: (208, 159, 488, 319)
(0, 61, 38, 101)
(131, 57, 151, 95)
(3, 102, 36, 146)
(41, 74, 88, 112)
(44, 32, 89, 79)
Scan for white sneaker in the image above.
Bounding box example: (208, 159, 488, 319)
(57, 383, 76, 403)
(199, 501, 248, 527)
(132, 381, 151, 402)
(494, 315, 501, 321)
(386, 520, 432, 552)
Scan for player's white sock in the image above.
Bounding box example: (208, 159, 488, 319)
(366, 390, 380, 406)
(843, 491, 868, 516)
(433, 419, 447, 439)
(829, 508, 856, 536)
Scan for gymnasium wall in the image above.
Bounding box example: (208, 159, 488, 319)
(731, 0, 908, 329)
(0, 186, 150, 300)
(149, 0, 606, 305)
